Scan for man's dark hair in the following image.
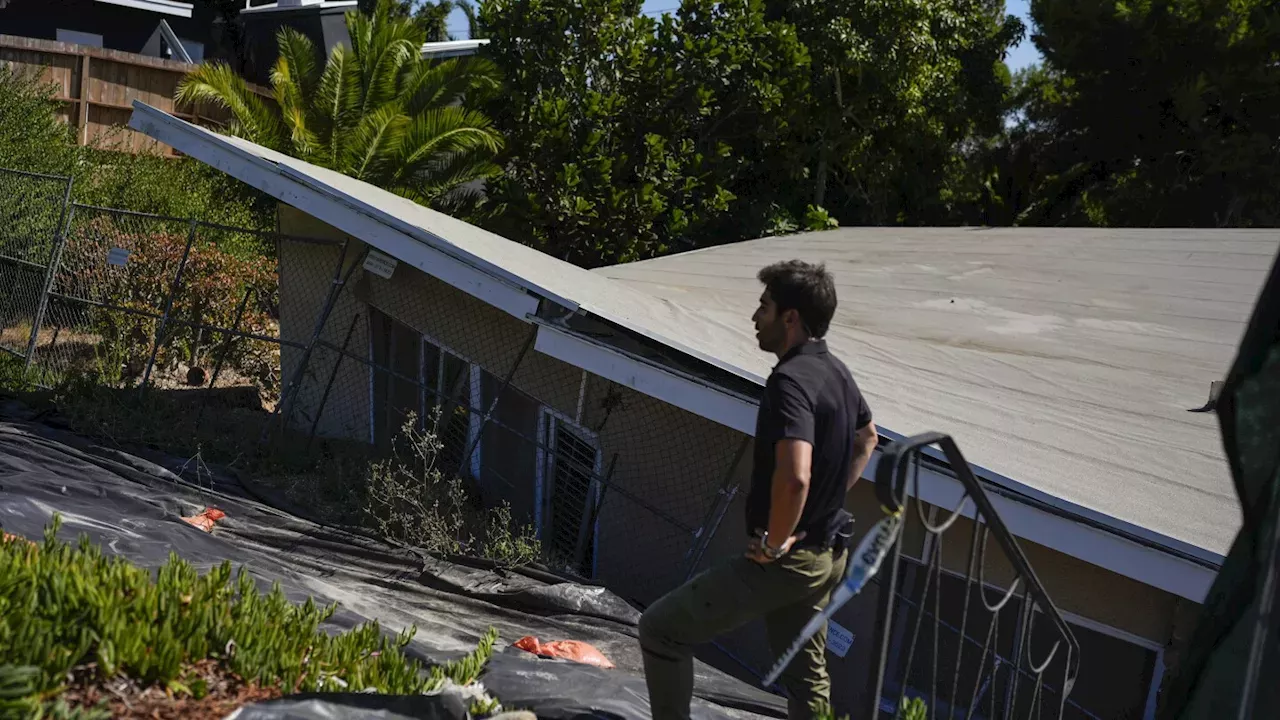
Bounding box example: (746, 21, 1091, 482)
(757, 260, 837, 339)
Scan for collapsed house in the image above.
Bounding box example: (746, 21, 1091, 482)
(128, 100, 1279, 718)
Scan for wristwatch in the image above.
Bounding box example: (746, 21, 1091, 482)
(757, 531, 787, 560)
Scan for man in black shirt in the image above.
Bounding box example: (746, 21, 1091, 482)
(640, 260, 879, 719)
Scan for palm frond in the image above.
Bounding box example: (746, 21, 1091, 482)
(176, 63, 284, 150)
(271, 30, 323, 157)
(360, 36, 422, 115)
(314, 43, 364, 167)
(275, 28, 321, 99)
(349, 0, 425, 114)
(344, 104, 410, 182)
(392, 107, 503, 183)
(414, 1, 454, 43)
(405, 150, 502, 207)
(422, 185, 489, 217)
(458, 1, 483, 40)
(401, 56, 501, 116)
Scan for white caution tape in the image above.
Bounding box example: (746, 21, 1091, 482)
(761, 509, 904, 688)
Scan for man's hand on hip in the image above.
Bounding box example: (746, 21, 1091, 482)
(746, 530, 806, 564)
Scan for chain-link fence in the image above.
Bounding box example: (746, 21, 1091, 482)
(278, 255, 751, 604)
(0, 168, 73, 366)
(0, 165, 744, 610)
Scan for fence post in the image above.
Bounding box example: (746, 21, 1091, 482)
(269, 240, 359, 440)
(195, 285, 256, 427)
(306, 312, 362, 451)
(24, 179, 76, 374)
(139, 219, 198, 392)
(681, 435, 750, 581)
(574, 452, 618, 573)
(456, 325, 538, 477)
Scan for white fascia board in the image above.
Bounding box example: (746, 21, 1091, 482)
(533, 323, 759, 436)
(241, 1, 358, 15)
(421, 39, 489, 58)
(127, 102, 540, 320)
(876, 425, 1225, 570)
(97, 0, 193, 18)
(861, 452, 1218, 603)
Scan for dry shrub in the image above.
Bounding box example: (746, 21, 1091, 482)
(363, 411, 541, 567)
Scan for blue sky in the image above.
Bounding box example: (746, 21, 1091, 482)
(447, 1, 1041, 72)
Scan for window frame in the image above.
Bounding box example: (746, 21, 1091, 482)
(365, 307, 483, 477)
(535, 406, 604, 577)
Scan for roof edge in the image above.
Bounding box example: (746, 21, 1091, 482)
(127, 101, 544, 320)
(98, 0, 193, 18)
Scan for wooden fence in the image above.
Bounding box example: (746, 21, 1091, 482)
(0, 34, 268, 156)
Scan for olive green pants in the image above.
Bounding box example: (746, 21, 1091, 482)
(639, 546, 847, 720)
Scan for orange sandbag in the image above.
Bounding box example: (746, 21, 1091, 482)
(512, 635, 615, 669)
(181, 507, 226, 533)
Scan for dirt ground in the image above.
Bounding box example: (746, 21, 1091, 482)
(58, 659, 283, 720)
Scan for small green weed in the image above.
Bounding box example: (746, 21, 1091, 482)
(810, 695, 927, 720)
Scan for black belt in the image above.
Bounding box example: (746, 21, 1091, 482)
(794, 509, 856, 551)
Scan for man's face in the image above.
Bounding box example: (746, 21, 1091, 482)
(752, 290, 788, 353)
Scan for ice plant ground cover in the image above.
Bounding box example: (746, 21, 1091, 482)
(0, 514, 501, 719)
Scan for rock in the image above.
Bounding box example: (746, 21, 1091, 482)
(186, 366, 209, 386)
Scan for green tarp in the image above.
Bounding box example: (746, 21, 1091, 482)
(1159, 247, 1280, 719)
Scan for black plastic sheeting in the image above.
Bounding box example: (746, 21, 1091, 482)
(0, 401, 786, 720)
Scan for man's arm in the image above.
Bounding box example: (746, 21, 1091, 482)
(847, 421, 879, 492)
(765, 438, 812, 550)
(749, 375, 814, 562)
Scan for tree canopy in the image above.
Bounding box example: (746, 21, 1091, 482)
(477, 0, 1024, 267)
(998, 0, 1280, 227)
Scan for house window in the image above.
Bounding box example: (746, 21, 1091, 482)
(537, 410, 603, 577)
(368, 308, 480, 477)
(366, 308, 608, 578)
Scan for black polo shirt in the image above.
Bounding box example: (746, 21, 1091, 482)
(747, 339, 873, 545)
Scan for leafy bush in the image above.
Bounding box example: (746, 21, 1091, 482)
(0, 515, 502, 716)
(0, 64, 272, 231)
(0, 67, 79, 177)
(364, 412, 542, 567)
(52, 216, 279, 391)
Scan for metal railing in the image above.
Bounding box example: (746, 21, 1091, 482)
(870, 432, 1081, 720)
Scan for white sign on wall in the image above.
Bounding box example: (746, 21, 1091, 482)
(106, 248, 131, 267)
(827, 620, 855, 658)
(363, 249, 399, 280)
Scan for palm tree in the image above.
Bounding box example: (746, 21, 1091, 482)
(176, 2, 502, 212)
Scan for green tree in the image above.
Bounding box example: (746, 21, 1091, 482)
(478, 0, 815, 267)
(764, 0, 1023, 225)
(1007, 0, 1280, 227)
(178, 1, 503, 212)
(478, 0, 1022, 267)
